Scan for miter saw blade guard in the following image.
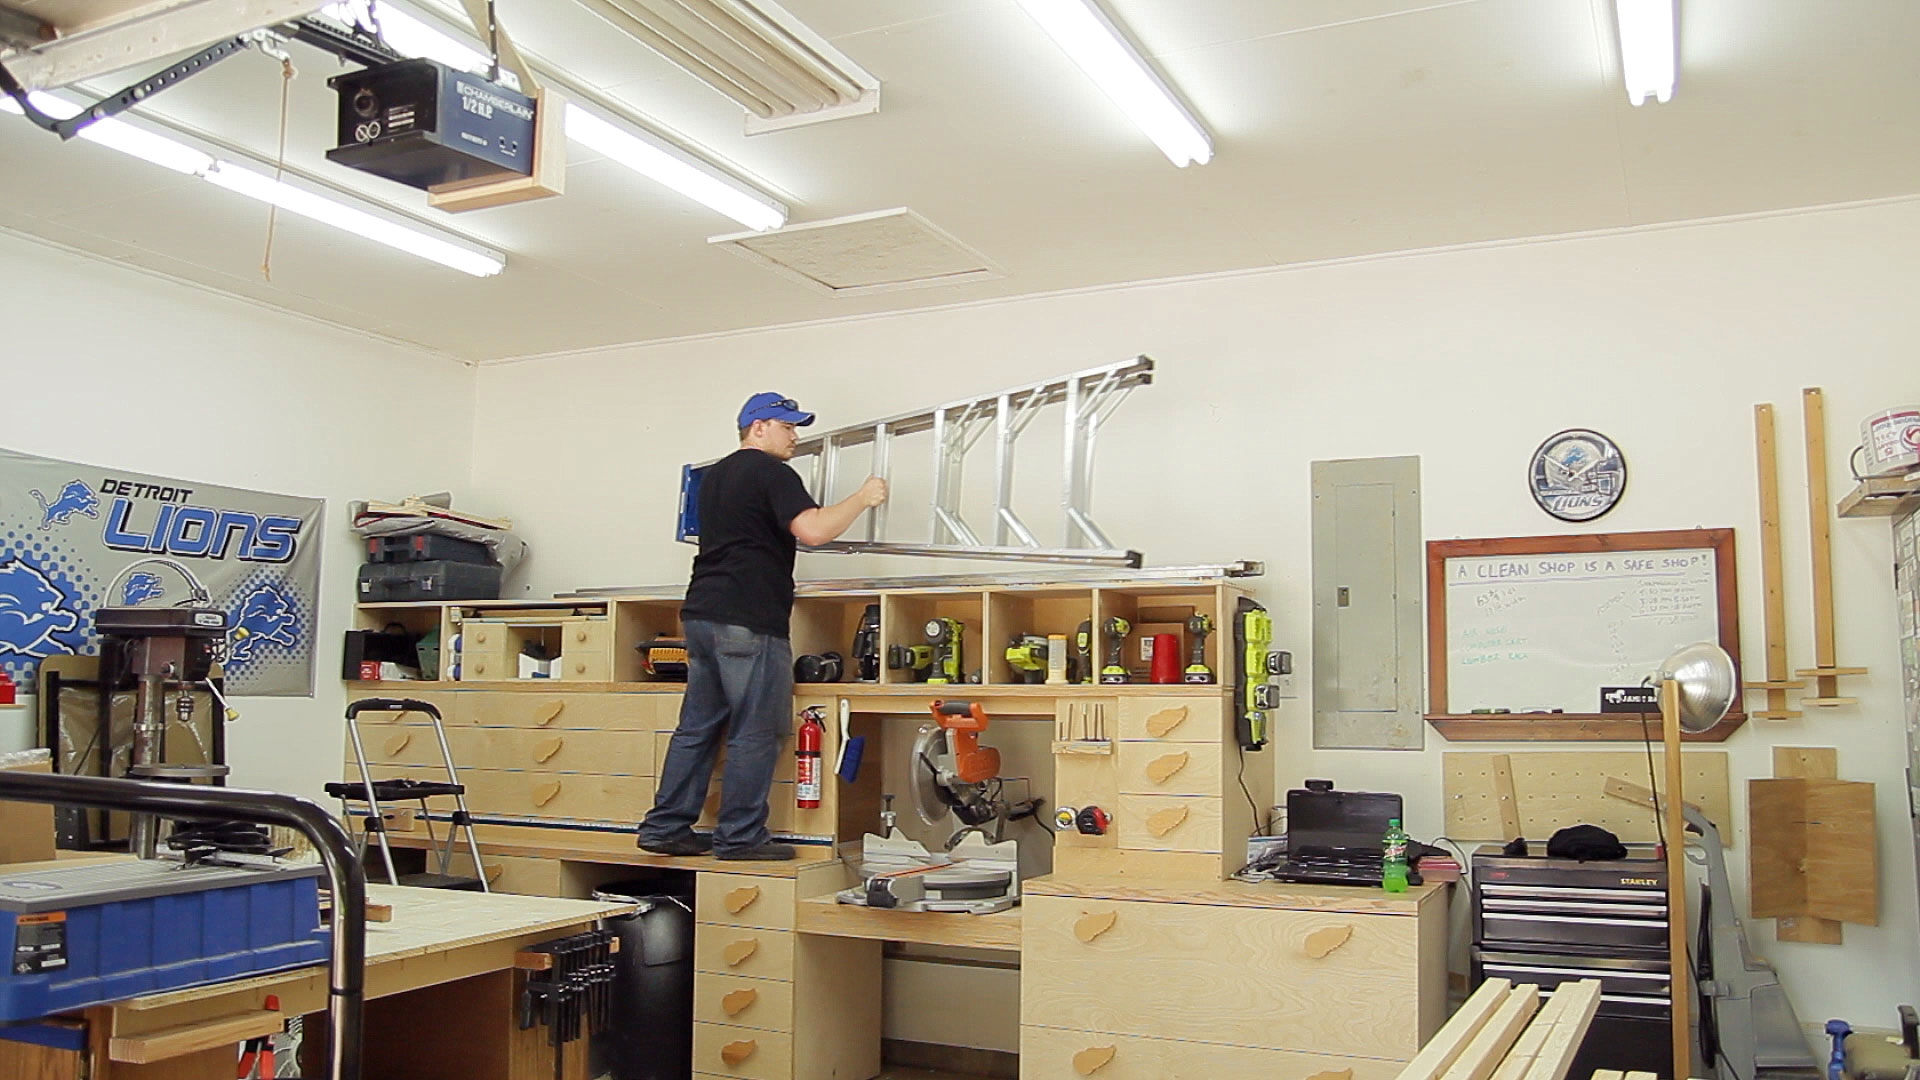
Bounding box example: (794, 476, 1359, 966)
(910, 724, 1001, 829)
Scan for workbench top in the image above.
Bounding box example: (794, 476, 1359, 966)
(121, 884, 639, 1012)
(1023, 874, 1447, 913)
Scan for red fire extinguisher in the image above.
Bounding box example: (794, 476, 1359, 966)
(795, 706, 825, 809)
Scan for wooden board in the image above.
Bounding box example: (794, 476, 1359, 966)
(1444, 752, 1732, 845)
(1747, 777, 1878, 926)
(1772, 746, 1837, 779)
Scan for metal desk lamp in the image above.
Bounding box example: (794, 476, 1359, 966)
(1653, 641, 1738, 1080)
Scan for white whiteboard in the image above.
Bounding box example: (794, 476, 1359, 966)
(1443, 547, 1719, 714)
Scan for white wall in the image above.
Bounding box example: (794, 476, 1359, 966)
(0, 229, 474, 805)
(473, 196, 1920, 1026)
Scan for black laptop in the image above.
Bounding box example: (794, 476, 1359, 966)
(1267, 782, 1423, 887)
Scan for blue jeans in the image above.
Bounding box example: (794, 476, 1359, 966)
(639, 619, 793, 853)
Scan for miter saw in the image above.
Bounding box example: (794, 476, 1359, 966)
(836, 700, 1042, 914)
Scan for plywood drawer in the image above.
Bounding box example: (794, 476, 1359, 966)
(692, 1024, 791, 1080)
(459, 647, 517, 681)
(352, 728, 654, 775)
(1115, 795, 1223, 853)
(693, 973, 793, 1032)
(1021, 1026, 1404, 1080)
(693, 927, 794, 982)
(446, 853, 564, 896)
(1115, 743, 1223, 796)
(1116, 697, 1224, 742)
(696, 873, 795, 930)
(1021, 895, 1420, 1057)
(461, 693, 659, 731)
(551, 618, 607, 682)
(357, 765, 652, 824)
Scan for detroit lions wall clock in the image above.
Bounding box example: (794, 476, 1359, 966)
(1528, 429, 1626, 522)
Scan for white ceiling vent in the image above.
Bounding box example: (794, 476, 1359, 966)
(710, 208, 1004, 297)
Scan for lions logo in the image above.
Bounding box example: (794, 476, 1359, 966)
(121, 572, 166, 606)
(30, 480, 101, 531)
(229, 583, 299, 664)
(0, 556, 81, 661)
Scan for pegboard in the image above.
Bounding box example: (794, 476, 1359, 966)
(1443, 751, 1732, 847)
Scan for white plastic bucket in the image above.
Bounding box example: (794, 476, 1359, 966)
(1860, 407, 1920, 478)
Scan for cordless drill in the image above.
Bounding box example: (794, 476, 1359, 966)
(1184, 614, 1215, 684)
(1072, 620, 1093, 684)
(1004, 634, 1048, 685)
(925, 617, 964, 685)
(1100, 616, 1131, 685)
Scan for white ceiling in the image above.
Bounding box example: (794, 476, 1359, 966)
(3, 0, 1918, 362)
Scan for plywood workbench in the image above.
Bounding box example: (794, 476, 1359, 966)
(0, 884, 638, 1080)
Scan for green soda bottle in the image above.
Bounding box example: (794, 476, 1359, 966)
(1382, 817, 1410, 893)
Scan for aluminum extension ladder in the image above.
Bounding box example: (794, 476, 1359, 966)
(327, 697, 489, 892)
(680, 355, 1156, 568)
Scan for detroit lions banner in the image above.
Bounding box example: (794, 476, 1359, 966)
(0, 447, 324, 697)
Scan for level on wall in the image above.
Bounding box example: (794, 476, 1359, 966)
(1425, 528, 1744, 741)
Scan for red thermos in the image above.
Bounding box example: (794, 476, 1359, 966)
(795, 708, 824, 808)
(1149, 633, 1182, 684)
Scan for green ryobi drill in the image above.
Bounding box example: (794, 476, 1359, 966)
(887, 643, 933, 681)
(1100, 616, 1131, 685)
(925, 617, 964, 685)
(1184, 613, 1215, 684)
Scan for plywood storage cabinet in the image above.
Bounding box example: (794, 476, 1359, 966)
(1021, 879, 1449, 1079)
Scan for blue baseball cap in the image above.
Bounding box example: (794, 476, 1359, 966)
(738, 392, 815, 428)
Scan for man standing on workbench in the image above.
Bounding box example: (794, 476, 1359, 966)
(638, 392, 888, 861)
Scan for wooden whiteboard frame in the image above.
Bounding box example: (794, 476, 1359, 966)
(1426, 528, 1744, 742)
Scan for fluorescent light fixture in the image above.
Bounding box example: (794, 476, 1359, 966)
(2, 91, 506, 276)
(1012, 0, 1211, 167)
(1614, 0, 1677, 106)
(564, 104, 786, 231)
(568, 0, 879, 133)
(326, 0, 788, 229)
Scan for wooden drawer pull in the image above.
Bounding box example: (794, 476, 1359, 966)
(1145, 751, 1189, 784)
(575, 628, 591, 643)
(725, 885, 761, 914)
(721, 988, 758, 1017)
(1305, 1070, 1354, 1080)
(720, 1040, 757, 1067)
(722, 939, 758, 966)
(483, 863, 503, 884)
(574, 662, 589, 675)
(1145, 706, 1188, 737)
(1073, 1046, 1117, 1075)
(1146, 805, 1189, 837)
(533, 700, 564, 726)
(383, 732, 412, 756)
(1304, 925, 1354, 959)
(1074, 910, 1118, 943)
(532, 781, 562, 808)
(533, 737, 564, 763)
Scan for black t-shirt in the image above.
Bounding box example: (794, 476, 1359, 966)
(680, 448, 820, 638)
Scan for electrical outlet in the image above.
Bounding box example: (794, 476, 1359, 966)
(1274, 671, 1299, 699)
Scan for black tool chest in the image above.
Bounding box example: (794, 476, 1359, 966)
(1470, 845, 1674, 1077)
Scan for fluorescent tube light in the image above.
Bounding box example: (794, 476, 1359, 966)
(1614, 0, 1676, 106)
(564, 104, 786, 231)
(2, 91, 506, 276)
(327, 0, 788, 229)
(1012, 0, 1211, 167)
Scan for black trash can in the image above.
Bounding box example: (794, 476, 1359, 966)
(591, 872, 696, 1080)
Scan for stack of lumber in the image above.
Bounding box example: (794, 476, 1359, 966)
(1394, 978, 1603, 1080)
